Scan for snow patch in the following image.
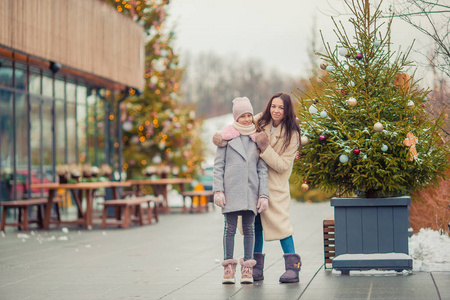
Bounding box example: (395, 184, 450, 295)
(409, 228, 450, 272)
(334, 253, 411, 260)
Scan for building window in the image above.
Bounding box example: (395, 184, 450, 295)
(29, 69, 41, 95)
(77, 85, 88, 164)
(0, 90, 13, 176)
(14, 64, 27, 90)
(0, 56, 115, 200)
(15, 92, 29, 178)
(0, 59, 13, 87)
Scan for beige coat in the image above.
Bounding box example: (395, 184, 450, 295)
(257, 116, 300, 241)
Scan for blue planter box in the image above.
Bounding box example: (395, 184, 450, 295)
(330, 196, 413, 273)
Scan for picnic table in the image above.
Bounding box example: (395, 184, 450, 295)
(30, 181, 131, 229)
(127, 178, 192, 213)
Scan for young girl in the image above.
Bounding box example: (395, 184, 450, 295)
(213, 97, 269, 284)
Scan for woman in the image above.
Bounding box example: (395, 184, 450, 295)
(213, 92, 301, 283)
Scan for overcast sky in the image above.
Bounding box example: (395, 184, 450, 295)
(166, 0, 441, 82)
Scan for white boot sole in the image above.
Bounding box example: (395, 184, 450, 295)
(240, 278, 253, 284)
(222, 278, 235, 284)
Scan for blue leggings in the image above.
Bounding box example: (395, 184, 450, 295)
(254, 214, 295, 254)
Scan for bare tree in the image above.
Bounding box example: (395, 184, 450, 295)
(180, 51, 301, 118)
(390, 0, 450, 77)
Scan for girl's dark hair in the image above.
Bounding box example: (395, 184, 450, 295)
(257, 92, 301, 152)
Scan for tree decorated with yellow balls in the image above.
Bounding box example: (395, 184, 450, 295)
(105, 0, 205, 179)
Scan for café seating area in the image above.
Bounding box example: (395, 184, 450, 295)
(1, 168, 214, 232)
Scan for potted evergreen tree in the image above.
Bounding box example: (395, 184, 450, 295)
(294, 0, 449, 273)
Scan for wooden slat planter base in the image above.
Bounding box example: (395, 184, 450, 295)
(323, 216, 335, 268)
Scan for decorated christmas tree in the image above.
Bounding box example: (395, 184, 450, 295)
(105, 0, 205, 179)
(293, 0, 450, 198)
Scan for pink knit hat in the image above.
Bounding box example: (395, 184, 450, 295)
(232, 97, 253, 121)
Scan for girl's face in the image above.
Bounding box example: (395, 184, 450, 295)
(270, 97, 284, 126)
(237, 113, 253, 126)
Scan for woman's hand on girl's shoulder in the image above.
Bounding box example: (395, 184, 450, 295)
(212, 132, 228, 147)
(255, 132, 269, 153)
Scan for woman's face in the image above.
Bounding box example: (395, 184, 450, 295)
(270, 97, 284, 126)
(237, 113, 253, 126)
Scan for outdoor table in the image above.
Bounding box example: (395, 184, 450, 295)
(105, 181, 133, 199)
(30, 181, 131, 229)
(127, 178, 192, 213)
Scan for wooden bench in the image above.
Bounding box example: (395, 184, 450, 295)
(181, 190, 214, 213)
(120, 190, 136, 198)
(101, 196, 160, 229)
(1, 197, 62, 231)
(323, 216, 335, 269)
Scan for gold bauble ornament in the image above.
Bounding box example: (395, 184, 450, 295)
(300, 136, 309, 145)
(348, 97, 357, 107)
(301, 183, 310, 192)
(373, 122, 383, 132)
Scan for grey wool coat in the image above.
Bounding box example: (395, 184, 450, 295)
(213, 135, 269, 215)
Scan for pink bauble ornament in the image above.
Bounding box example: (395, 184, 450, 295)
(356, 53, 363, 60)
(353, 148, 360, 155)
(319, 135, 326, 141)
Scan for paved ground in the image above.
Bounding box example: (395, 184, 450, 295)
(0, 201, 449, 300)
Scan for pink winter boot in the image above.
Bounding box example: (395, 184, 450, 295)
(240, 258, 257, 284)
(222, 259, 238, 284)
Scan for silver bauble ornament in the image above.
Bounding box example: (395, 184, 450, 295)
(339, 48, 349, 57)
(309, 105, 318, 114)
(339, 154, 349, 163)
